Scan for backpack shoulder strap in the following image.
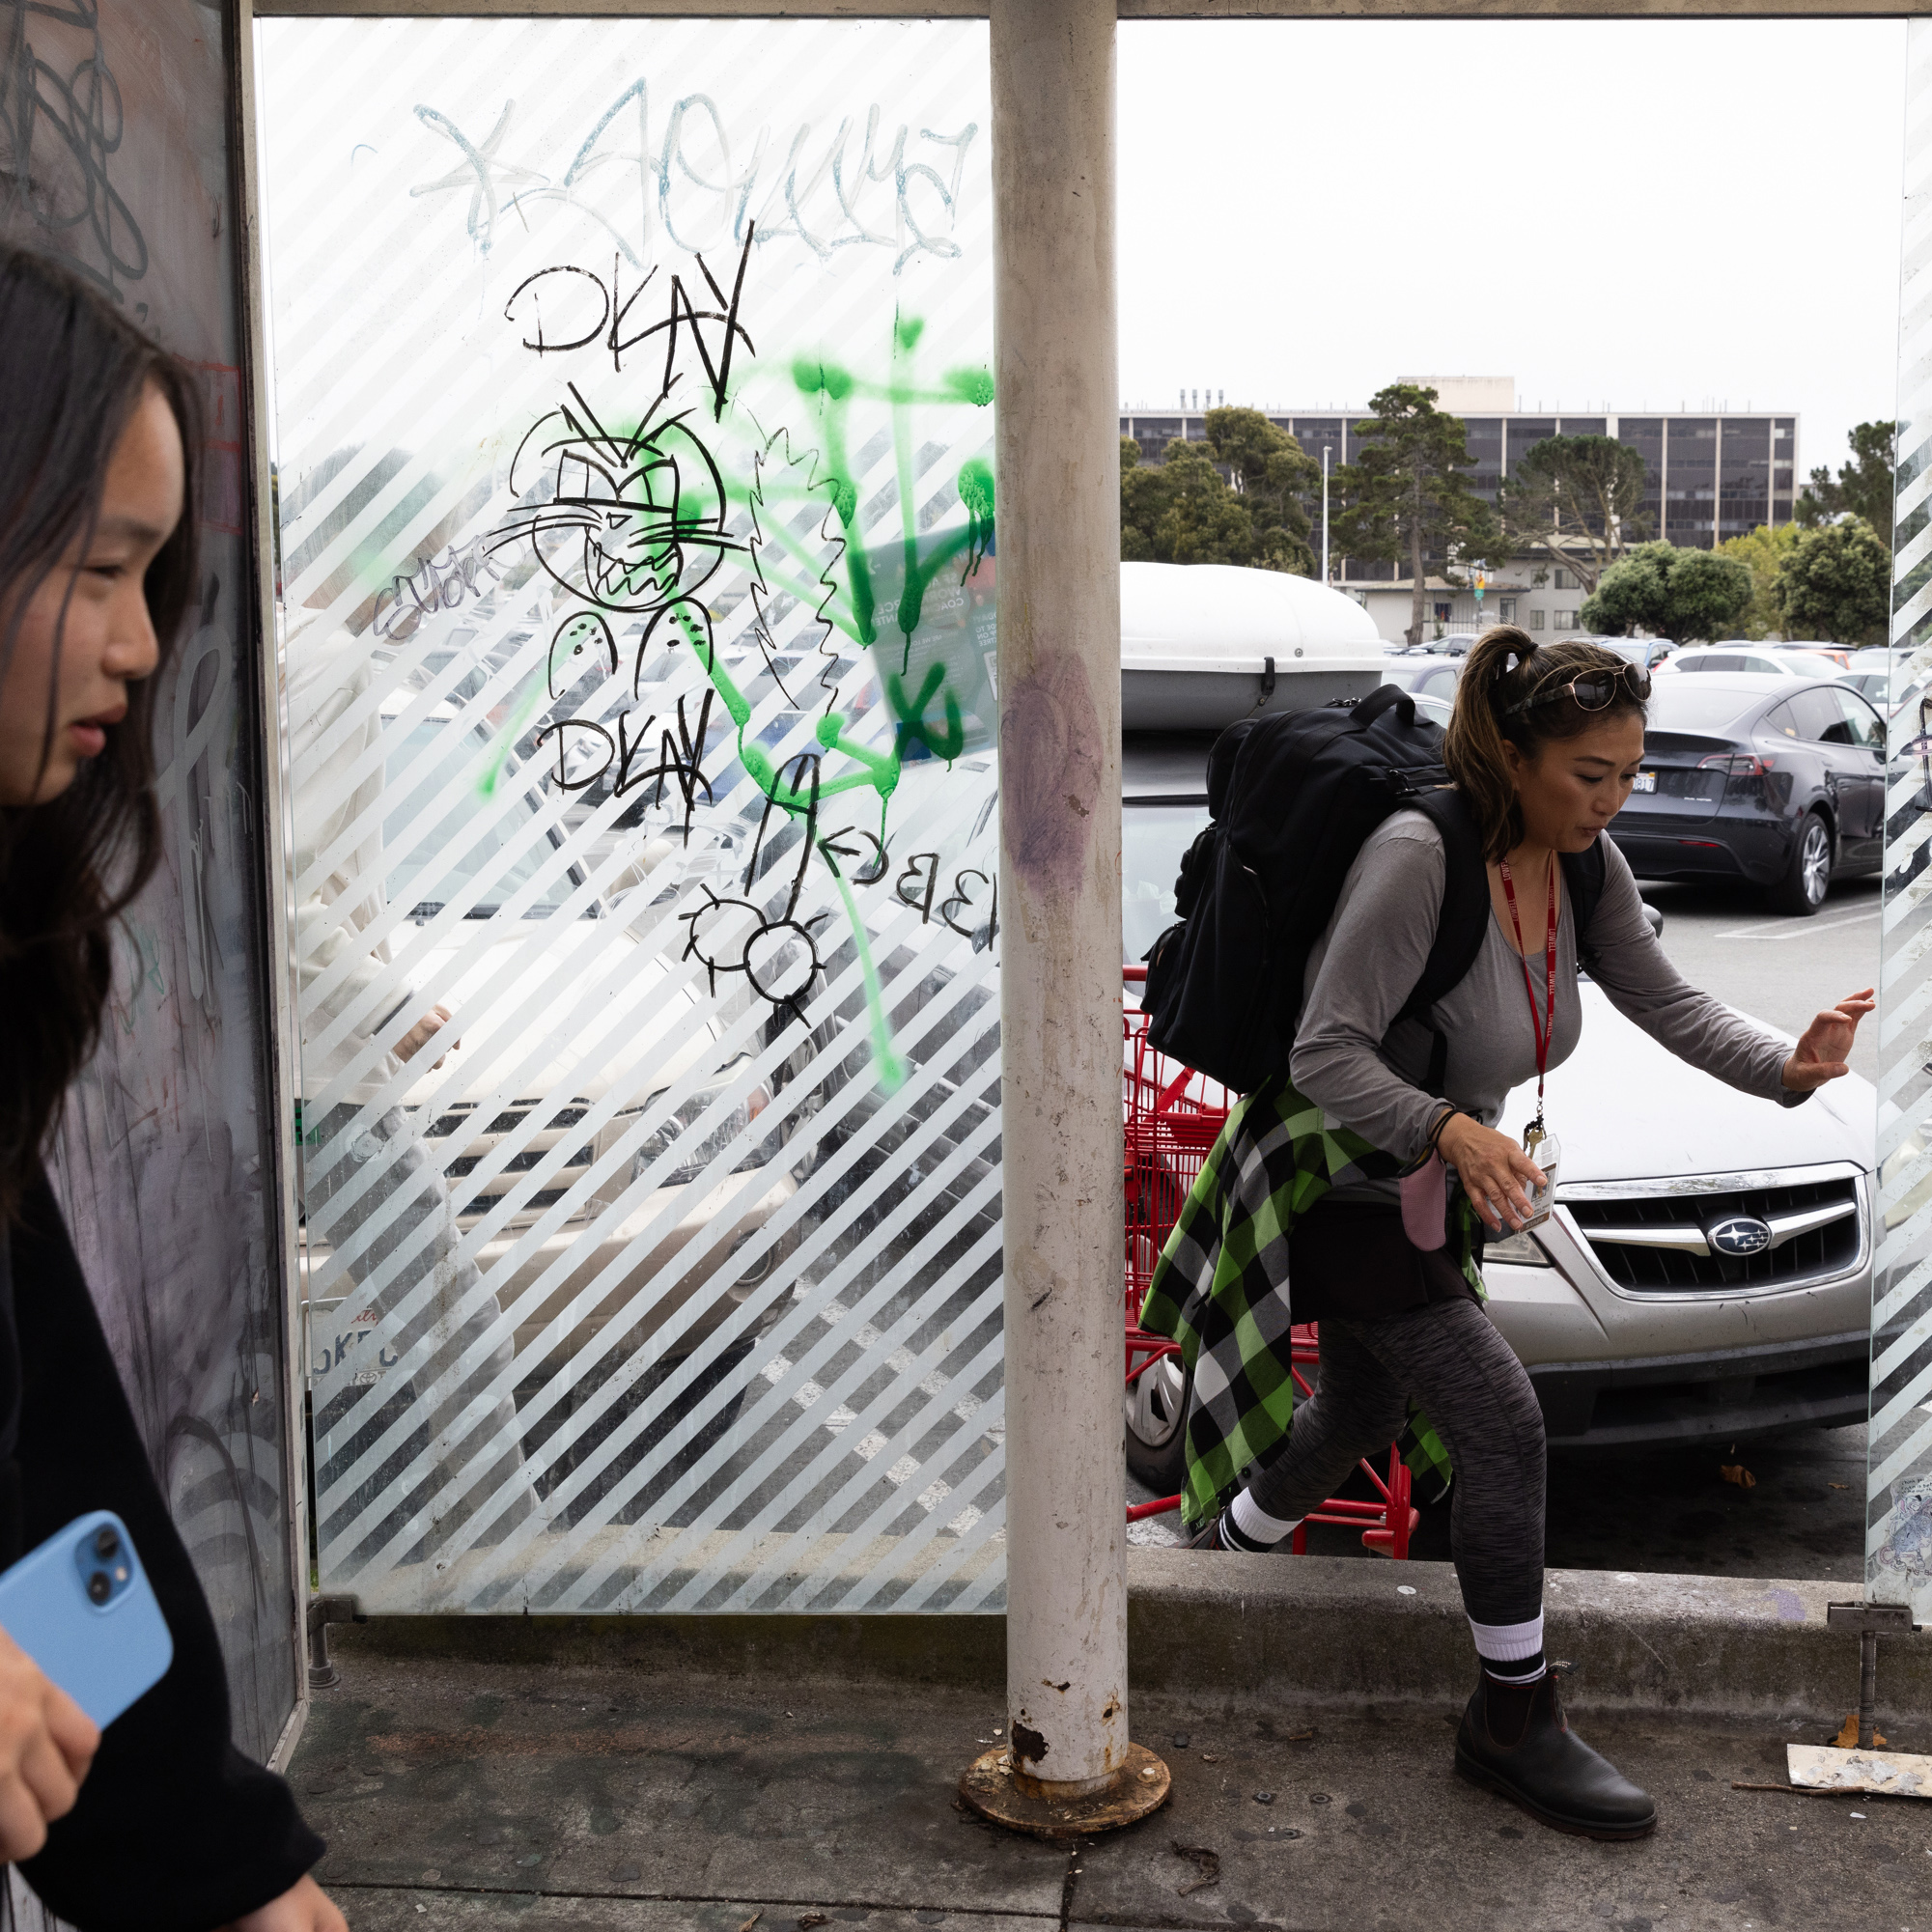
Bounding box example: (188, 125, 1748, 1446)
(1393, 787, 1490, 1097)
(1559, 835, 1610, 970)
(1401, 788, 1489, 1015)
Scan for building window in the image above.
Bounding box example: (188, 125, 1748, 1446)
(1554, 567, 1574, 590)
(1528, 609, 1546, 631)
(1434, 602, 1452, 623)
(1498, 598, 1517, 623)
(1555, 610, 1578, 630)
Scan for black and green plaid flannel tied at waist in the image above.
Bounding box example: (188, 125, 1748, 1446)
(1136, 1074, 1470, 1526)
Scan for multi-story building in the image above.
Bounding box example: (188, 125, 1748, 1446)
(1119, 378, 1801, 643)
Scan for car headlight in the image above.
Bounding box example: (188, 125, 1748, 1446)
(1483, 1228, 1552, 1268)
(631, 1065, 773, 1188)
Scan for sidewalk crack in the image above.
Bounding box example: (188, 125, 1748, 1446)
(1059, 1839, 1081, 1931)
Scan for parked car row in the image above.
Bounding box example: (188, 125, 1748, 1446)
(1374, 655, 1887, 917)
(1660, 645, 1851, 681)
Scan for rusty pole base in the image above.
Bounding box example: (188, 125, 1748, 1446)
(958, 1743, 1171, 1840)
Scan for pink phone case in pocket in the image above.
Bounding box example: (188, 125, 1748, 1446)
(1400, 1152, 1448, 1251)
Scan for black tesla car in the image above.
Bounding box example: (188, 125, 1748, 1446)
(1611, 674, 1886, 915)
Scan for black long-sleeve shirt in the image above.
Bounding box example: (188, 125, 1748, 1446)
(3, 1168, 322, 1930)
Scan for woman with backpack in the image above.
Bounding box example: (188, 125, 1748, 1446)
(1185, 626, 1871, 1841)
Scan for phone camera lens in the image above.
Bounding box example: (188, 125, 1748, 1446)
(93, 1527, 119, 1561)
(86, 1571, 111, 1606)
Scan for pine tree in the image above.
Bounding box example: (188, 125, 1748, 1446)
(1331, 383, 1505, 648)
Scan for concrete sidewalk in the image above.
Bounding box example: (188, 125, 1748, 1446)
(294, 1554, 1932, 1932)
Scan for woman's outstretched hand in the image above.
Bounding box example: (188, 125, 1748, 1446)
(1781, 989, 1876, 1092)
(1436, 1114, 1547, 1233)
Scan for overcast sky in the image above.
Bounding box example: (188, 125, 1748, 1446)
(1117, 19, 1906, 484)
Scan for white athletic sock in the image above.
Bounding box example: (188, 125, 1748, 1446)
(1468, 1611, 1546, 1669)
(1226, 1490, 1302, 1552)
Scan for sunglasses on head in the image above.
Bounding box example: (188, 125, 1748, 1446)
(1499, 661, 1651, 719)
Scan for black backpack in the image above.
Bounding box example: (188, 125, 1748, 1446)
(1140, 686, 1606, 1096)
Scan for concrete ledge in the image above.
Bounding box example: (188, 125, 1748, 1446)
(329, 1552, 1932, 1724)
(1126, 1551, 1925, 1722)
(329, 1607, 1005, 1687)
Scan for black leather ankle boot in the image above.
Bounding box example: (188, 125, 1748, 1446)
(1454, 1666, 1657, 1840)
(1183, 1513, 1227, 1551)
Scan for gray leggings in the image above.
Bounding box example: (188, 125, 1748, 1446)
(1246, 1298, 1546, 1628)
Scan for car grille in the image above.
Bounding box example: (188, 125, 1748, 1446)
(424, 1099, 597, 1225)
(1567, 1174, 1862, 1292)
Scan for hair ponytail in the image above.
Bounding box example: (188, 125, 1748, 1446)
(1442, 626, 1646, 862)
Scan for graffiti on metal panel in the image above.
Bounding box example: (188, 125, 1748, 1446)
(0, 0, 149, 303)
(477, 234, 994, 1088)
(410, 84, 975, 274)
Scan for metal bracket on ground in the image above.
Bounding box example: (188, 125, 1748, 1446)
(1783, 1603, 1927, 1796)
(1826, 1601, 1918, 1749)
(306, 1593, 359, 1692)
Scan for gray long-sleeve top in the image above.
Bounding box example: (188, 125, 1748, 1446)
(1288, 810, 1804, 1177)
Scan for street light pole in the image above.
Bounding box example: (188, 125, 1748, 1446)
(1322, 444, 1331, 586)
(961, 0, 1169, 1838)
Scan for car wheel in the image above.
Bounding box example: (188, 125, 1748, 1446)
(1124, 1354, 1190, 1495)
(1769, 810, 1832, 916)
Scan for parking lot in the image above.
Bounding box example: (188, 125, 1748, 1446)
(1130, 863, 1885, 1582)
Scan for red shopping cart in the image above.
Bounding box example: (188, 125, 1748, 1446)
(1122, 967, 1417, 1557)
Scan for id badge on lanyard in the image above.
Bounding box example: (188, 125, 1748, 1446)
(1499, 857, 1561, 1232)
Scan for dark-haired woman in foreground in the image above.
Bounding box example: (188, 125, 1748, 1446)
(1190, 627, 1870, 1840)
(0, 241, 343, 1928)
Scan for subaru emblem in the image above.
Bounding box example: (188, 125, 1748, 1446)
(1708, 1215, 1773, 1257)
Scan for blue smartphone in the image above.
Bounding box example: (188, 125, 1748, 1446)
(0, 1512, 172, 1729)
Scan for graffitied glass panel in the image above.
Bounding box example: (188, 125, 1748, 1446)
(258, 16, 1002, 1614)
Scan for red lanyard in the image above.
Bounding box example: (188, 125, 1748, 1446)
(1498, 855, 1557, 1129)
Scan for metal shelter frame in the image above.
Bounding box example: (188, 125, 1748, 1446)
(234, 0, 1923, 1810)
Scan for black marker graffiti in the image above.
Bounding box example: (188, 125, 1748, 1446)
(503, 226, 755, 409)
(1, 0, 148, 299)
(535, 688, 718, 839)
(488, 380, 749, 620)
(680, 752, 829, 1026)
(547, 609, 618, 697)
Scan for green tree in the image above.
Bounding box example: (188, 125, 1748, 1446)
(1120, 436, 1254, 566)
(1778, 516, 1892, 644)
(1798, 421, 1896, 543)
(1119, 416, 1319, 574)
(1330, 382, 1504, 648)
(1579, 541, 1752, 643)
(1498, 434, 1650, 592)
(1581, 544, 1669, 636)
(1198, 406, 1320, 575)
(1716, 520, 1805, 639)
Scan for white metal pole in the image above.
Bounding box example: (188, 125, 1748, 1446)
(974, 0, 1154, 1817)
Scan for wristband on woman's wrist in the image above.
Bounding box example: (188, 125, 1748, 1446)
(1426, 1106, 1466, 1158)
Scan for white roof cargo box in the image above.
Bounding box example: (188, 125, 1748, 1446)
(1120, 561, 1390, 730)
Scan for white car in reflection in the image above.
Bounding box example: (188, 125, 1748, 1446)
(1121, 729, 1875, 1490)
(302, 708, 808, 1508)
